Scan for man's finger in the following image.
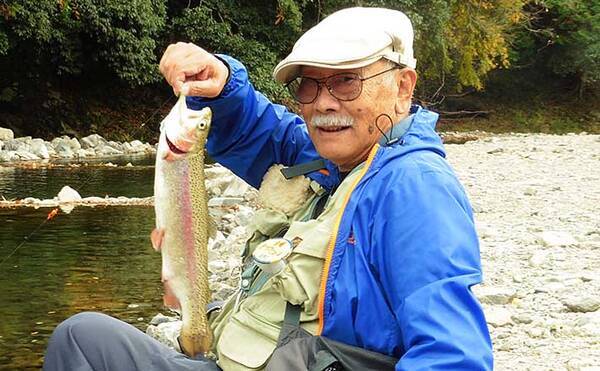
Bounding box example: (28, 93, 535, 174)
(183, 80, 220, 97)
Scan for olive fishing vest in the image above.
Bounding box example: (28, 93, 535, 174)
(209, 162, 367, 371)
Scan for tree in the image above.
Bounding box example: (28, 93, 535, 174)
(0, 0, 167, 88)
(515, 0, 600, 95)
(167, 0, 304, 102)
(297, 0, 524, 100)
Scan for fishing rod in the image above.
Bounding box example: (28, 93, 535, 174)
(0, 94, 176, 267)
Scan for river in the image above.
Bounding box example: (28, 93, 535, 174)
(0, 156, 164, 370)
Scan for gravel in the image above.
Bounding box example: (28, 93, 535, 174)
(445, 133, 600, 370)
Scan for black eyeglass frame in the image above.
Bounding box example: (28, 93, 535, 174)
(285, 65, 403, 104)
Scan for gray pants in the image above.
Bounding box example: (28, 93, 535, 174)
(43, 312, 221, 371)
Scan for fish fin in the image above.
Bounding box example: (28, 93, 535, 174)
(163, 280, 181, 310)
(208, 215, 218, 239)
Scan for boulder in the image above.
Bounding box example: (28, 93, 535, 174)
(223, 176, 250, 197)
(538, 231, 578, 247)
(97, 145, 123, 156)
(0, 127, 14, 140)
(561, 294, 600, 313)
(55, 142, 75, 158)
(69, 137, 82, 151)
(3, 139, 22, 151)
(30, 138, 50, 159)
(57, 186, 82, 203)
(15, 150, 39, 160)
(0, 150, 17, 162)
(80, 134, 107, 149)
(485, 306, 513, 327)
(474, 286, 517, 305)
(146, 316, 182, 352)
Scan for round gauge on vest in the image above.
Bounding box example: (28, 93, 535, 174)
(252, 238, 293, 274)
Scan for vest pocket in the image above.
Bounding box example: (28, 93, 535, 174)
(217, 311, 279, 369)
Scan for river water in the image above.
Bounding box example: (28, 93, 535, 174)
(0, 156, 164, 370)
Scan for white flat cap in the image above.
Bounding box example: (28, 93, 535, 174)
(273, 7, 417, 83)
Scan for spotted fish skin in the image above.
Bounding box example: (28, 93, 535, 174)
(154, 94, 213, 357)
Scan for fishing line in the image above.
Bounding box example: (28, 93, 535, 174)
(0, 208, 59, 267)
(1, 94, 176, 264)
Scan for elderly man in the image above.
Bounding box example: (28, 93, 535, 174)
(44, 7, 492, 371)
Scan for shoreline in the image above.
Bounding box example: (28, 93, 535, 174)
(0, 130, 156, 163)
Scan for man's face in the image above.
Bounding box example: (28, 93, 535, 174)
(299, 61, 402, 172)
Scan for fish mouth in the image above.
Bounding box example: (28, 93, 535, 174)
(165, 135, 188, 155)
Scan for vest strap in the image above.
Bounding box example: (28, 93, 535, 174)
(277, 302, 303, 346)
(281, 159, 327, 179)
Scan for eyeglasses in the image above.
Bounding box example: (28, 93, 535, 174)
(285, 66, 402, 104)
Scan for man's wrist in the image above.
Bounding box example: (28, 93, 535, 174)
(214, 54, 232, 97)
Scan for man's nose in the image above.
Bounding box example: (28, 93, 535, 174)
(313, 84, 340, 113)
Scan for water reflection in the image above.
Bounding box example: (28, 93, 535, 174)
(0, 155, 155, 200)
(0, 163, 163, 369)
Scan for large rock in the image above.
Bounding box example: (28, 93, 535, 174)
(107, 141, 123, 151)
(474, 286, 517, 305)
(3, 139, 23, 151)
(538, 231, 578, 247)
(485, 306, 513, 327)
(0, 150, 17, 162)
(146, 315, 182, 352)
(69, 137, 82, 151)
(205, 165, 233, 180)
(30, 138, 50, 159)
(561, 294, 600, 313)
(121, 142, 133, 153)
(223, 176, 250, 197)
(0, 127, 14, 140)
(81, 134, 107, 149)
(55, 142, 75, 158)
(208, 197, 244, 207)
(57, 186, 82, 202)
(574, 311, 600, 338)
(51, 136, 70, 147)
(15, 150, 39, 160)
(129, 140, 146, 153)
(96, 145, 123, 156)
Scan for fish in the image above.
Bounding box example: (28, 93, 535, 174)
(153, 93, 213, 357)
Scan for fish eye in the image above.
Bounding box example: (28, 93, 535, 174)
(199, 122, 206, 129)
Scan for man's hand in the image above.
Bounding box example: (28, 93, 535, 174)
(159, 42, 229, 97)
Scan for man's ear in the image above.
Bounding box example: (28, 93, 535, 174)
(394, 69, 417, 115)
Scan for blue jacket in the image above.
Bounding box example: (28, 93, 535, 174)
(188, 55, 493, 370)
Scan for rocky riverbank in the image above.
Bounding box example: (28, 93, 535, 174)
(0, 128, 155, 162)
(0, 126, 487, 164)
(149, 133, 600, 370)
(448, 133, 599, 370)
(3, 125, 598, 369)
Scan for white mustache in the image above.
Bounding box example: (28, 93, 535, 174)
(309, 115, 355, 128)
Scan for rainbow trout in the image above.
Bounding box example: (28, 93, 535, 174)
(154, 94, 213, 357)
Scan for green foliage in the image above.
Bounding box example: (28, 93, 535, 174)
(515, 0, 599, 94)
(446, 0, 524, 91)
(167, 0, 304, 102)
(0, 0, 166, 85)
(0, 0, 595, 137)
(298, 0, 524, 97)
(0, 0, 539, 98)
